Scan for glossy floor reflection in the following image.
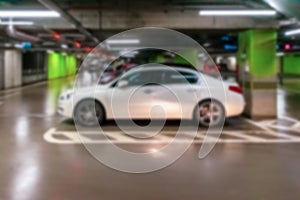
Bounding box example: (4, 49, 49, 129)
(0, 77, 300, 199)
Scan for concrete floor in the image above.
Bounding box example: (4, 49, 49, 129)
(1, 77, 300, 200)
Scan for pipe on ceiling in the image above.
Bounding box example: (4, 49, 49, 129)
(38, 0, 99, 44)
(6, 26, 39, 42)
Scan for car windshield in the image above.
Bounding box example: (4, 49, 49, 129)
(98, 64, 137, 85)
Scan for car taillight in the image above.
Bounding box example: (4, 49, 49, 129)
(229, 85, 243, 94)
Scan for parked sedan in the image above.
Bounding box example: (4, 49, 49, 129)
(58, 65, 245, 127)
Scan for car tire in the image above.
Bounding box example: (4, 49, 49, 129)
(194, 100, 225, 127)
(74, 99, 105, 126)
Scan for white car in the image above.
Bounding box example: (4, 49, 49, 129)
(58, 66, 245, 127)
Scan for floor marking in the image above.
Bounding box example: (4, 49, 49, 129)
(280, 116, 299, 123)
(44, 128, 93, 144)
(104, 131, 136, 142)
(242, 118, 300, 140)
(223, 131, 266, 142)
(43, 128, 300, 144)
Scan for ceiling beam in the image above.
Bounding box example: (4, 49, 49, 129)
(38, 0, 99, 44)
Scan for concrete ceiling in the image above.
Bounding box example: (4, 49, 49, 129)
(0, 0, 293, 53)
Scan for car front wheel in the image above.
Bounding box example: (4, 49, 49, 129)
(74, 99, 105, 126)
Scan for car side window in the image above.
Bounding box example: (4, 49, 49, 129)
(122, 70, 158, 86)
(162, 70, 199, 84)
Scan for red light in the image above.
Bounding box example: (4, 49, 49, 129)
(284, 43, 291, 50)
(85, 47, 92, 52)
(229, 85, 243, 94)
(74, 41, 81, 48)
(53, 33, 60, 40)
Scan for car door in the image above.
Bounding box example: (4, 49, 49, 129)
(107, 69, 161, 119)
(152, 69, 201, 119)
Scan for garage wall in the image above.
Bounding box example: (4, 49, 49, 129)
(47, 52, 77, 79)
(283, 54, 300, 75)
(4, 50, 22, 88)
(22, 51, 47, 84)
(0, 51, 4, 90)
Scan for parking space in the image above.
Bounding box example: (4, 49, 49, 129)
(44, 117, 300, 144)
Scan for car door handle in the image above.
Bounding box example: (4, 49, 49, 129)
(143, 89, 153, 94)
(186, 88, 197, 92)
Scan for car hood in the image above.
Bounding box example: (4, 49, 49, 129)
(72, 84, 109, 95)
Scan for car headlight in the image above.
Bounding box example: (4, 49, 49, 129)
(66, 92, 73, 99)
(60, 92, 73, 100)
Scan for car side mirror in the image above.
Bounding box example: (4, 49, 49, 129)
(117, 80, 128, 88)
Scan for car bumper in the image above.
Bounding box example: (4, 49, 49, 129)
(58, 99, 73, 118)
(225, 94, 246, 117)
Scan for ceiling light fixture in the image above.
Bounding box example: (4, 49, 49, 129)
(199, 10, 276, 16)
(276, 52, 284, 57)
(0, 11, 60, 18)
(106, 39, 140, 44)
(61, 44, 68, 49)
(120, 50, 139, 55)
(285, 28, 300, 36)
(14, 43, 23, 49)
(0, 21, 34, 25)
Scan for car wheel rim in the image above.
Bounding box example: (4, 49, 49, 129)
(77, 101, 99, 125)
(199, 101, 223, 126)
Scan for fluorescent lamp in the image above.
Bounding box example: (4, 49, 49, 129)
(122, 54, 136, 58)
(4, 43, 11, 47)
(120, 50, 139, 55)
(199, 10, 276, 16)
(61, 44, 68, 49)
(0, 11, 60, 18)
(14, 43, 22, 49)
(0, 21, 34, 25)
(285, 28, 300, 36)
(106, 39, 140, 44)
(276, 52, 284, 57)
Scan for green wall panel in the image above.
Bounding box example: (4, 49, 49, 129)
(48, 53, 77, 79)
(48, 52, 60, 79)
(153, 50, 198, 67)
(177, 49, 199, 67)
(283, 54, 300, 75)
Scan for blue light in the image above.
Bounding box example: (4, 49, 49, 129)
(224, 44, 237, 50)
(221, 36, 230, 41)
(21, 42, 31, 49)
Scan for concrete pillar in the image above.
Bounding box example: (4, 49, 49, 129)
(0, 51, 4, 90)
(4, 50, 22, 89)
(237, 29, 277, 118)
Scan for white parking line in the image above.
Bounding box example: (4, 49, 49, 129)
(104, 131, 136, 142)
(242, 117, 300, 140)
(43, 128, 300, 144)
(223, 131, 267, 142)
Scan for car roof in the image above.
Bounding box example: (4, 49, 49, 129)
(129, 63, 198, 74)
(158, 62, 197, 70)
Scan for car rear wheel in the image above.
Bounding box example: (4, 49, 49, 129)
(74, 99, 105, 126)
(194, 100, 225, 127)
